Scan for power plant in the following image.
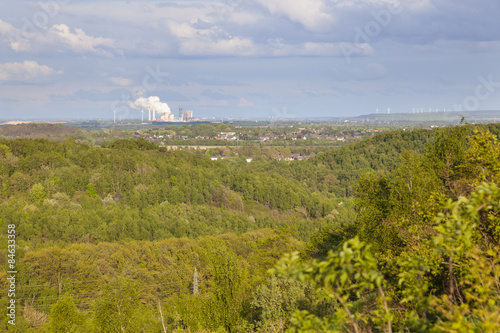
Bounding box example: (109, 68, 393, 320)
(184, 110, 193, 121)
(129, 95, 195, 122)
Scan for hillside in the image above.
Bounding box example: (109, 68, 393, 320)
(1, 123, 499, 332)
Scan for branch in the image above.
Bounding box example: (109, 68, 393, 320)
(448, 253, 454, 317)
(158, 299, 167, 333)
(377, 285, 392, 333)
(332, 290, 360, 333)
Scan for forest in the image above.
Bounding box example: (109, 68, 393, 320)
(1, 122, 499, 332)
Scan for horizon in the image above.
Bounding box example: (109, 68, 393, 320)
(2, 109, 500, 124)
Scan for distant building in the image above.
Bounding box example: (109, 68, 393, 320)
(216, 132, 238, 140)
(179, 108, 183, 121)
(184, 110, 193, 121)
(160, 113, 174, 121)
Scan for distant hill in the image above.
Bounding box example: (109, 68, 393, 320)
(0, 123, 81, 139)
(357, 110, 500, 124)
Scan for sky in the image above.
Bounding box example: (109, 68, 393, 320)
(0, 0, 499, 120)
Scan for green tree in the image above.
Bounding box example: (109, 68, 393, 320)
(86, 183, 98, 197)
(252, 275, 316, 331)
(48, 296, 86, 333)
(398, 182, 500, 331)
(262, 147, 279, 161)
(29, 183, 46, 204)
(203, 248, 249, 332)
(274, 237, 392, 333)
(463, 127, 500, 185)
(93, 278, 141, 333)
(280, 147, 292, 160)
(275, 183, 500, 332)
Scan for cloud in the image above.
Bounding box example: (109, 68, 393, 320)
(167, 20, 372, 57)
(0, 19, 118, 56)
(4, 0, 497, 61)
(0, 61, 62, 82)
(167, 21, 257, 56)
(180, 36, 255, 56)
(0, 19, 30, 52)
(254, 0, 332, 32)
(109, 77, 134, 86)
(377, 0, 500, 45)
(0, 19, 11, 34)
(269, 40, 372, 57)
(47, 24, 117, 56)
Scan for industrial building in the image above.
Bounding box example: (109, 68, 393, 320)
(183, 110, 193, 121)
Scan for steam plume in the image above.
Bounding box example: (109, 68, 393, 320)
(129, 95, 171, 117)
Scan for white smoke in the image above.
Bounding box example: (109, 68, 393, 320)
(129, 95, 171, 116)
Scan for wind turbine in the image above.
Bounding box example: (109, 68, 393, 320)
(141, 109, 145, 122)
(113, 109, 117, 123)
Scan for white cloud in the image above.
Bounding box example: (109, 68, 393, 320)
(268, 39, 373, 57)
(167, 21, 257, 56)
(0, 61, 62, 82)
(0, 19, 30, 52)
(165, 21, 198, 40)
(47, 24, 117, 56)
(0, 19, 14, 37)
(226, 11, 262, 25)
(167, 20, 372, 57)
(109, 77, 134, 86)
(0, 19, 118, 56)
(255, 0, 332, 32)
(180, 36, 256, 56)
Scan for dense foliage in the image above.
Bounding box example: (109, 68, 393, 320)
(1, 122, 500, 332)
(275, 124, 500, 332)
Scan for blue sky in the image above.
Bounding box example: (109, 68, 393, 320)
(0, 0, 499, 120)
